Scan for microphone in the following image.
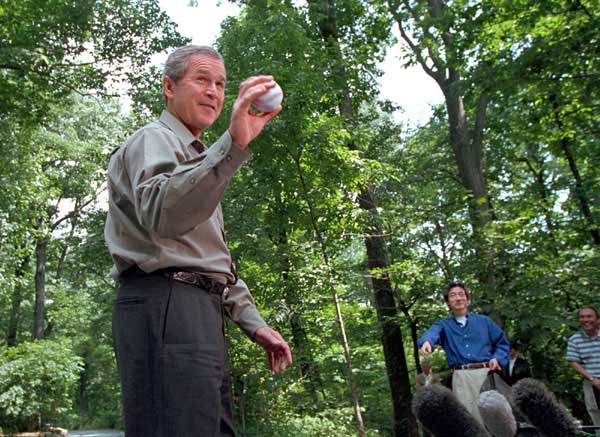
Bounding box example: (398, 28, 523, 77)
(478, 390, 516, 437)
(412, 385, 491, 436)
(511, 378, 578, 437)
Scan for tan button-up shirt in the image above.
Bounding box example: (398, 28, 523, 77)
(104, 110, 267, 338)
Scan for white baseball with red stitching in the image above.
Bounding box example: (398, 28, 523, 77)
(253, 83, 283, 112)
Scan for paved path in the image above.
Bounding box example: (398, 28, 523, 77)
(68, 431, 123, 437)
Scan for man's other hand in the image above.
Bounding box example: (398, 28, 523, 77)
(254, 326, 293, 373)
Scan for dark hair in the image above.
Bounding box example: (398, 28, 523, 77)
(443, 280, 470, 303)
(579, 306, 600, 319)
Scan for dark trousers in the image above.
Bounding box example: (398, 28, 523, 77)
(112, 270, 235, 437)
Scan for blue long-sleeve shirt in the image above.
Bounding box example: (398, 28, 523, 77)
(417, 313, 510, 368)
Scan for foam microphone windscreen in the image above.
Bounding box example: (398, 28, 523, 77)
(511, 378, 579, 437)
(478, 390, 517, 437)
(412, 385, 491, 437)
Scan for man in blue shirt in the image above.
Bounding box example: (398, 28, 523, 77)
(417, 280, 510, 424)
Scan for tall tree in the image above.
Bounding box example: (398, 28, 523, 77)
(480, 0, 600, 246)
(306, 1, 418, 434)
(385, 0, 499, 297)
(217, 2, 400, 434)
(0, 0, 187, 341)
(0, 0, 186, 125)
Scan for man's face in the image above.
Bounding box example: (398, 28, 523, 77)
(447, 286, 469, 315)
(578, 308, 599, 333)
(163, 54, 226, 137)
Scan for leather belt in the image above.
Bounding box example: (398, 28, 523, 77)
(162, 270, 230, 297)
(452, 362, 489, 370)
(122, 266, 229, 297)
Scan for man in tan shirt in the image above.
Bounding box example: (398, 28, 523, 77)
(105, 45, 292, 437)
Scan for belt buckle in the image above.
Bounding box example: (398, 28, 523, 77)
(223, 286, 230, 299)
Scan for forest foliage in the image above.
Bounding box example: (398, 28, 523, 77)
(0, 0, 598, 436)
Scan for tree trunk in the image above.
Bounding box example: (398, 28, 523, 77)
(398, 300, 422, 374)
(559, 139, 600, 245)
(443, 93, 493, 228)
(79, 353, 89, 419)
(56, 205, 79, 280)
(433, 218, 454, 279)
(390, 0, 499, 299)
(33, 237, 48, 340)
(307, 1, 419, 434)
(274, 196, 323, 404)
(284, 274, 323, 402)
(360, 188, 419, 436)
(521, 145, 560, 255)
(6, 283, 23, 346)
(332, 286, 366, 437)
(549, 94, 600, 245)
(240, 374, 247, 435)
(444, 90, 498, 296)
(294, 154, 367, 437)
(6, 255, 30, 346)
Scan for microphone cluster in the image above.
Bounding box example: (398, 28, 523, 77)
(413, 377, 584, 437)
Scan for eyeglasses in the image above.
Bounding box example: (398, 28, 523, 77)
(448, 290, 467, 299)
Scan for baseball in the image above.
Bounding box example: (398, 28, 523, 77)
(253, 83, 283, 112)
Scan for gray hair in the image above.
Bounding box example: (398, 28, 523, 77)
(164, 45, 224, 83)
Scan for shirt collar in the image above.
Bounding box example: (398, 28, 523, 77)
(581, 329, 600, 340)
(159, 110, 198, 148)
(451, 313, 469, 328)
(452, 312, 469, 320)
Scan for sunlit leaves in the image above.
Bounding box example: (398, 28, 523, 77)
(0, 339, 83, 429)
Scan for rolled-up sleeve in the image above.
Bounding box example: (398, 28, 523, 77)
(223, 278, 267, 338)
(124, 128, 250, 238)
